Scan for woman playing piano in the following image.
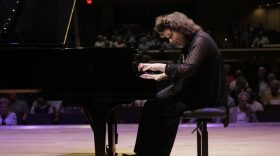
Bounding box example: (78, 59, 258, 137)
(123, 11, 228, 156)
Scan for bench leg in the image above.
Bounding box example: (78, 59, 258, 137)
(197, 120, 208, 156)
(201, 122, 208, 156)
(197, 121, 201, 156)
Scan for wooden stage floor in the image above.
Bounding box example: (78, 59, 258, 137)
(0, 123, 280, 156)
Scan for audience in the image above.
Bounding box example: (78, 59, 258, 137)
(30, 97, 56, 114)
(228, 93, 238, 123)
(237, 91, 263, 123)
(92, 23, 279, 49)
(94, 35, 106, 48)
(229, 69, 249, 91)
(252, 31, 269, 48)
(263, 79, 280, 105)
(7, 93, 29, 125)
(224, 64, 234, 87)
(0, 98, 17, 126)
(229, 69, 249, 104)
(249, 66, 269, 102)
(267, 72, 277, 84)
(30, 96, 60, 124)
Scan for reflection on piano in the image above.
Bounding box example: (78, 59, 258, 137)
(0, 0, 157, 156)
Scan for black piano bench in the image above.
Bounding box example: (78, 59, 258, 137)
(183, 107, 228, 156)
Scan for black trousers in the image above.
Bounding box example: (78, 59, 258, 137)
(134, 85, 188, 156)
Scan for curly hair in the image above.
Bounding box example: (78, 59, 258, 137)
(154, 11, 202, 37)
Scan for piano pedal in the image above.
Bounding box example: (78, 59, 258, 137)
(115, 133, 118, 144)
(106, 145, 118, 156)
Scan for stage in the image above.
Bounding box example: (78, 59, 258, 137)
(1, 123, 280, 156)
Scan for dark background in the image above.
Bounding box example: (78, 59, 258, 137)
(2, 0, 279, 46)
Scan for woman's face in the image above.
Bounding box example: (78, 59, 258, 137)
(162, 28, 187, 48)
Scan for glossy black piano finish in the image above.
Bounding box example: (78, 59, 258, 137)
(0, 47, 156, 99)
(0, 46, 157, 156)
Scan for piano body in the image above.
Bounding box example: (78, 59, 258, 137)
(0, 0, 157, 155)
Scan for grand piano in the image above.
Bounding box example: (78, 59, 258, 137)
(0, 0, 157, 155)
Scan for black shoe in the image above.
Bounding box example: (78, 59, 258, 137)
(122, 153, 138, 156)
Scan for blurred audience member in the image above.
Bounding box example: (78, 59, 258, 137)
(228, 94, 238, 123)
(238, 27, 249, 48)
(229, 69, 248, 91)
(230, 69, 249, 104)
(94, 35, 106, 47)
(138, 37, 150, 50)
(237, 91, 263, 122)
(7, 93, 29, 124)
(246, 88, 264, 112)
(267, 72, 277, 84)
(30, 96, 59, 124)
(0, 98, 17, 126)
(252, 31, 269, 48)
(250, 66, 268, 101)
(263, 79, 280, 105)
(113, 36, 126, 48)
(224, 64, 234, 87)
(30, 97, 55, 114)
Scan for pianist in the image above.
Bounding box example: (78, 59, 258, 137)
(123, 11, 227, 156)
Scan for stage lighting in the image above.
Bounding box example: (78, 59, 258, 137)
(87, 0, 93, 5)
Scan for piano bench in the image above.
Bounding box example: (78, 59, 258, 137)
(183, 107, 228, 156)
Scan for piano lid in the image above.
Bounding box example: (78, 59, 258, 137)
(0, 0, 76, 47)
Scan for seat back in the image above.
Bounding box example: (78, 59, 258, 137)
(26, 113, 55, 125)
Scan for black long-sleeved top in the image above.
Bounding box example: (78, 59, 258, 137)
(165, 30, 227, 109)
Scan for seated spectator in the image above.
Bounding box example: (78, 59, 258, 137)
(254, 66, 268, 101)
(7, 93, 29, 124)
(94, 35, 106, 47)
(260, 72, 278, 102)
(113, 36, 126, 48)
(267, 72, 277, 84)
(138, 37, 150, 50)
(30, 97, 55, 114)
(224, 64, 234, 87)
(245, 87, 260, 103)
(238, 27, 249, 48)
(229, 69, 249, 91)
(30, 96, 59, 124)
(237, 91, 263, 122)
(252, 31, 269, 48)
(228, 94, 238, 123)
(0, 98, 17, 125)
(246, 89, 264, 112)
(230, 70, 249, 104)
(263, 79, 280, 105)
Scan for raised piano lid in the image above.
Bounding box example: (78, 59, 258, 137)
(0, 0, 76, 47)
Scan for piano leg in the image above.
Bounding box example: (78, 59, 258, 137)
(83, 107, 107, 156)
(107, 111, 118, 156)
